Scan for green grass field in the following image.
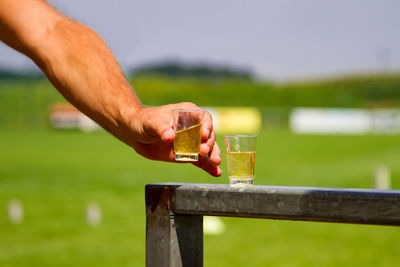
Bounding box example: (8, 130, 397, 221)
(1, 128, 400, 266)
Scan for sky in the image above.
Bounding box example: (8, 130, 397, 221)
(0, 0, 399, 81)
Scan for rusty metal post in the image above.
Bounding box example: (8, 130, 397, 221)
(146, 185, 203, 267)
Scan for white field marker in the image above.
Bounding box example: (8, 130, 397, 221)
(373, 165, 391, 190)
(86, 202, 102, 227)
(8, 199, 24, 224)
(203, 216, 225, 235)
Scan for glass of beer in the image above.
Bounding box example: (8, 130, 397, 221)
(224, 135, 257, 186)
(173, 109, 205, 162)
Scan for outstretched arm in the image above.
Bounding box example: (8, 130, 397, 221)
(0, 0, 221, 176)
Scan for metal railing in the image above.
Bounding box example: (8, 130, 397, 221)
(145, 183, 400, 267)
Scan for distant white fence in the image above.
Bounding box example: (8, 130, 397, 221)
(290, 108, 400, 134)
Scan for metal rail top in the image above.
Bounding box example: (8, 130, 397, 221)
(145, 183, 400, 226)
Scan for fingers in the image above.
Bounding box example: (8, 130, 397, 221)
(200, 110, 217, 156)
(140, 106, 175, 144)
(200, 132, 221, 164)
(209, 142, 221, 165)
(152, 110, 174, 142)
(200, 130, 215, 156)
(201, 111, 213, 140)
(197, 109, 221, 173)
(161, 128, 175, 143)
(193, 155, 222, 177)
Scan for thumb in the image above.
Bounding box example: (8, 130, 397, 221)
(161, 127, 175, 143)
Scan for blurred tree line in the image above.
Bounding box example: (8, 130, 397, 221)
(0, 69, 43, 81)
(130, 61, 252, 80)
(131, 73, 400, 108)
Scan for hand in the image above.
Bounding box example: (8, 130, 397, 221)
(128, 102, 222, 177)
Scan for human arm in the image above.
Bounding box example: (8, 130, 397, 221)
(0, 0, 221, 176)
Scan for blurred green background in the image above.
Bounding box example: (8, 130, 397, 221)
(1, 73, 400, 266)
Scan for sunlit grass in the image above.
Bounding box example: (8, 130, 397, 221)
(1, 129, 399, 266)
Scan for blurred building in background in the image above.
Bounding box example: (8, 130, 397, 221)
(290, 108, 400, 134)
(49, 103, 99, 132)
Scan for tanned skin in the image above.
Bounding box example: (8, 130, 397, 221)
(0, 0, 221, 176)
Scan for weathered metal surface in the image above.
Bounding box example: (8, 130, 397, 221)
(146, 185, 173, 267)
(148, 183, 400, 226)
(170, 214, 203, 267)
(146, 185, 203, 267)
(146, 183, 400, 267)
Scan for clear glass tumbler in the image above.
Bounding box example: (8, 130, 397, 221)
(173, 109, 204, 162)
(224, 135, 257, 186)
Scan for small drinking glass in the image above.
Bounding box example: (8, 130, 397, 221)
(224, 135, 257, 186)
(173, 109, 204, 162)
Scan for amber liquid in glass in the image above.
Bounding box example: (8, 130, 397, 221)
(226, 151, 255, 185)
(174, 123, 202, 161)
